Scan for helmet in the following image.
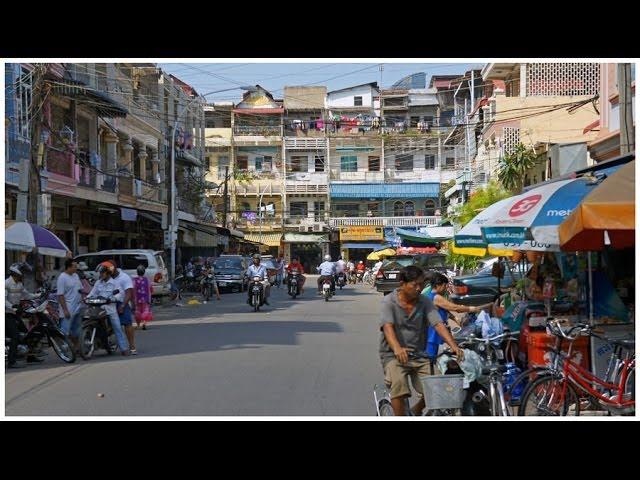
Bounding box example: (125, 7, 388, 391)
(97, 261, 115, 275)
(136, 265, 146, 276)
(252, 254, 261, 260)
(9, 264, 23, 276)
(359, 261, 363, 264)
(324, 255, 331, 261)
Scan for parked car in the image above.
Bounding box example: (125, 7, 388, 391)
(73, 250, 170, 297)
(213, 255, 248, 293)
(375, 254, 450, 294)
(450, 261, 525, 306)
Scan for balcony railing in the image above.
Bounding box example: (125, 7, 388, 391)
(235, 215, 283, 230)
(101, 174, 117, 193)
(329, 216, 440, 228)
(233, 125, 282, 136)
(235, 182, 283, 195)
(6, 133, 30, 164)
(46, 146, 75, 178)
(78, 165, 97, 188)
(285, 213, 328, 225)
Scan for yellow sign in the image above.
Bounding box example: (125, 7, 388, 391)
(340, 226, 384, 241)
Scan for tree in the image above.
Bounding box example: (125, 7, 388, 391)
(497, 143, 538, 194)
(448, 180, 511, 228)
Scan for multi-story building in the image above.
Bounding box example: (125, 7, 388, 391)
(282, 86, 330, 271)
(474, 62, 602, 191)
(586, 63, 636, 162)
(230, 85, 284, 256)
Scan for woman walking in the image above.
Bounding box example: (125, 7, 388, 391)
(133, 265, 153, 330)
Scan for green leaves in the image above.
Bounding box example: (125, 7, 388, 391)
(497, 143, 538, 194)
(449, 180, 511, 228)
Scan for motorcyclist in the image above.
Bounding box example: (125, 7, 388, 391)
(86, 263, 130, 355)
(5, 264, 40, 368)
(316, 255, 336, 295)
(246, 254, 271, 306)
(286, 257, 306, 294)
(200, 260, 221, 300)
(347, 259, 356, 282)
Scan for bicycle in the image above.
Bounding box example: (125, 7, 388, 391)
(455, 331, 521, 416)
(518, 319, 635, 416)
(373, 351, 465, 416)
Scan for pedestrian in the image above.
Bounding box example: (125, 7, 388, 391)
(5, 263, 41, 367)
(108, 260, 137, 355)
(88, 263, 129, 355)
(275, 255, 285, 288)
(57, 259, 84, 353)
(133, 265, 153, 330)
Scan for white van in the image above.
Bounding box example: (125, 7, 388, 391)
(73, 249, 170, 297)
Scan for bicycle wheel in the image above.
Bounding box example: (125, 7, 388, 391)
(377, 399, 394, 416)
(518, 375, 580, 416)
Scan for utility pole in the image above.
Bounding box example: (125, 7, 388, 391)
(618, 63, 635, 155)
(222, 165, 229, 228)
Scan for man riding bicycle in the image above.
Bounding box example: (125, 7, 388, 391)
(380, 265, 464, 416)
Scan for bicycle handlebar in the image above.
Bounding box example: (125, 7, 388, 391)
(546, 318, 593, 341)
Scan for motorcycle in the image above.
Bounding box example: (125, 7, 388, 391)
(348, 271, 357, 285)
(336, 272, 346, 290)
(249, 276, 264, 312)
(6, 298, 76, 364)
(288, 269, 301, 299)
(202, 272, 217, 301)
(355, 270, 365, 284)
(79, 290, 120, 360)
(322, 277, 333, 302)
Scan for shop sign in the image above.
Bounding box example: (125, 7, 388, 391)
(340, 226, 383, 241)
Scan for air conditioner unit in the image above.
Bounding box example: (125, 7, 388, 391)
(298, 225, 307, 233)
(312, 223, 322, 232)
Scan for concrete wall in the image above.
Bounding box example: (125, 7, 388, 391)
(327, 85, 375, 108)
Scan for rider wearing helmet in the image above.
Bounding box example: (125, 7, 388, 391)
(246, 254, 271, 306)
(5, 263, 39, 368)
(87, 262, 129, 354)
(316, 254, 336, 295)
(200, 259, 221, 301)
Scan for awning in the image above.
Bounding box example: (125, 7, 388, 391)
(139, 212, 162, 224)
(330, 182, 439, 199)
(283, 233, 329, 243)
(176, 150, 202, 167)
(342, 243, 388, 249)
(244, 233, 282, 247)
(48, 78, 128, 118)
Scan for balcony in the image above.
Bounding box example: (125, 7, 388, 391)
(6, 133, 30, 164)
(329, 216, 440, 228)
(233, 125, 282, 136)
(385, 169, 441, 182)
(285, 172, 328, 192)
(235, 215, 283, 232)
(235, 180, 283, 196)
(77, 165, 97, 188)
(101, 174, 117, 193)
(284, 137, 328, 150)
(284, 127, 326, 137)
(46, 146, 75, 178)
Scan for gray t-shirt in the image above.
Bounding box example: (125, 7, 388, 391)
(57, 272, 83, 317)
(379, 289, 444, 363)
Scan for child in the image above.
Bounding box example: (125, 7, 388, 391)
(133, 265, 152, 330)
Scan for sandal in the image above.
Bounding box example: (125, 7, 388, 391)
(130, 349, 138, 355)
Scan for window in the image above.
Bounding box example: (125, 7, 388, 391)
(255, 156, 263, 172)
(290, 202, 308, 217)
(394, 201, 404, 217)
(404, 201, 415, 216)
(424, 199, 436, 216)
(236, 156, 248, 170)
(395, 154, 413, 171)
(263, 156, 273, 172)
(314, 155, 324, 172)
(410, 116, 420, 128)
(290, 155, 307, 172)
(217, 156, 229, 178)
(340, 156, 358, 172)
(314, 201, 325, 221)
(354, 96, 363, 107)
(336, 204, 359, 216)
(446, 157, 455, 168)
(121, 254, 149, 270)
(367, 203, 379, 216)
(368, 156, 380, 171)
(425, 155, 436, 170)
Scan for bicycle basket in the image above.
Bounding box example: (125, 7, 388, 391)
(420, 374, 466, 411)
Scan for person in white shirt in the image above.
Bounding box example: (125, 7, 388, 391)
(316, 255, 336, 294)
(5, 264, 40, 367)
(109, 260, 137, 355)
(246, 254, 271, 305)
(346, 260, 355, 282)
(88, 263, 130, 355)
(57, 258, 84, 349)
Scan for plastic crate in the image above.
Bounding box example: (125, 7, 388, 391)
(420, 374, 466, 410)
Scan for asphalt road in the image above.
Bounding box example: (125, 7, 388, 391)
(5, 276, 386, 416)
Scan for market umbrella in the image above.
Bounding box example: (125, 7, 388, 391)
(453, 197, 514, 257)
(481, 177, 601, 251)
(5, 222, 71, 257)
(559, 161, 635, 251)
(367, 248, 396, 261)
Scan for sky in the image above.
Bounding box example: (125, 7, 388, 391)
(158, 63, 480, 101)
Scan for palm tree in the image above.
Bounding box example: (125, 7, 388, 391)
(497, 143, 538, 194)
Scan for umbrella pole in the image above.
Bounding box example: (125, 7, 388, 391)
(588, 251, 594, 325)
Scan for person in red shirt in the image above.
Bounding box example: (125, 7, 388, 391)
(356, 261, 366, 273)
(286, 257, 306, 294)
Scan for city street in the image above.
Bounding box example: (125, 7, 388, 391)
(5, 277, 384, 416)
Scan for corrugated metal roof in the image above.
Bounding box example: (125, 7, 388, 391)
(330, 182, 439, 199)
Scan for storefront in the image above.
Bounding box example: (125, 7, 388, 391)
(243, 233, 282, 257)
(283, 232, 329, 273)
(338, 226, 387, 263)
